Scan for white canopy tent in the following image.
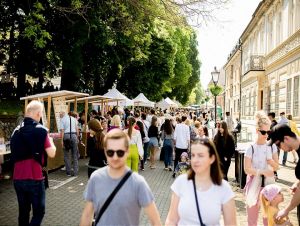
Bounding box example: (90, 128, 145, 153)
(165, 97, 178, 108)
(133, 93, 155, 107)
(103, 88, 134, 106)
(156, 97, 178, 110)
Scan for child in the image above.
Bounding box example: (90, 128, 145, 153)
(172, 152, 190, 178)
(260, 184, 293, 226)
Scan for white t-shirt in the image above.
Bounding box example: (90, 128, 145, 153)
(174, 123, 190, 149)
(171, 174, 235, 226)
(245, 143, 277, 170)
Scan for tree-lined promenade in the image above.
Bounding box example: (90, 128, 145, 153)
(0, 1, 239, 104)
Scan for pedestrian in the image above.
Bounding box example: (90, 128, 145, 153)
(213, 121, 235, 181)
(10, 100, 56, 226)
(268, 112, 279, 179)
(124, 117, 143, 172)
(260, 184, 292, 226)
(287, 114, 300, 163)
(232, 118, 242, 147)
(173, 152, 190, 178)
(244, 111, 279, 226)
(148, 116, 159, 169)
(267, 112, 277, 129)
(165, 138, 236, 225)
(108, 114, 122, 131)
(80, 129, 162, 226)
(161, 118, 174, 171)
(268, 124, 300, 224)
(60, 110, 80, 176)
(141, 112, 150, 167)
(173, 115, 190, 174)
(278, 112, 289, 166)
(87, 119, 106, 178)
(225, 112, 234, 133)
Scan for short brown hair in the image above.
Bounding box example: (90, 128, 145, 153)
(103, 129, 129, 149)
(187, 138, 223, 185)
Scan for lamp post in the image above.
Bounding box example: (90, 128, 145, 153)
(205, 89, 209, 111)
(211, 66, 220, 126)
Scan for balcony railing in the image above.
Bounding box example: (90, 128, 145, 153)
(244, 55, 265, 75)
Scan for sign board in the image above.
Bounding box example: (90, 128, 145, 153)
(52, 97, 68, 132)
(38, 98, 48, 128)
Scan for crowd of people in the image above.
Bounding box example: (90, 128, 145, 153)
(8, 100, 300, 226)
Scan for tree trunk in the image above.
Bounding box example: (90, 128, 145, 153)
(60, 61, 76, 91)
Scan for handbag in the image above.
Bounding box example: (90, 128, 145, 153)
(92, 170, 132, 226)
(63, 117, 72, 150)
(192, 178, 206, 226)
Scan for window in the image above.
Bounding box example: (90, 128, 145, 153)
(275, 83, 280, 115)
(286, 78, 292, 114)
(294, 76, 299, 116)
(248, 91, 251, 116)
(253, 91, 257, 114)
(289, 0, 295, 35)
(276, 11, 282, 45)
(268, 17, 273, 52)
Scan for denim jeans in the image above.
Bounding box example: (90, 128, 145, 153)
(63, 134, 79, 175)
(14, 180, 45, 226)
(163, 139, 173, 168)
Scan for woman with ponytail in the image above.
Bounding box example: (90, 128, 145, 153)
(244, 111, 279, 226)
(124, 116, 144, 172)
(87, 119, 106, 178)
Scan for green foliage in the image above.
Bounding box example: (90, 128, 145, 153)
(0, 0, 202, 101)
(24, 2, 52, 49)
(209, 84, 223, 97)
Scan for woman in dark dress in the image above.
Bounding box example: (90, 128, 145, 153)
(213, 121, 235, 181)
(87, 119, 106, 178)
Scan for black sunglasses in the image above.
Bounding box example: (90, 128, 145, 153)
(106, 149, 126, 158)
(259, 130, 270, 135)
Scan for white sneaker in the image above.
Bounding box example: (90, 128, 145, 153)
(61, 166, 66, 171)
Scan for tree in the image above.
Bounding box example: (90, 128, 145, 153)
(209, 84, 223, 96)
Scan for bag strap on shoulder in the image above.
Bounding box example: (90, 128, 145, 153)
(192, 178, 206, 226)
(94, 170, 132, 225)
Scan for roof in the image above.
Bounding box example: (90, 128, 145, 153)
(133, 93, 154, 107)
(103, 88, 133, 106)
(20, 90, 89, 101)
(65, 95, 114, 103)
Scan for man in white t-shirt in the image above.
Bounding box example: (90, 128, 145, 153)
(173, 116, 190, 175)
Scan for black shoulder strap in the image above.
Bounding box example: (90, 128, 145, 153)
(192, 178, 206, 226)
(69, 116, 71, 139)
(251, 144, 254, 157)
(94, 171, 132, 225)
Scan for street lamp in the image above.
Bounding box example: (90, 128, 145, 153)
(205, 89, 209, 111)
(211, 66, 220, 126)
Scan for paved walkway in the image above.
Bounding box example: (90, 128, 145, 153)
(0, 149, 298, 225)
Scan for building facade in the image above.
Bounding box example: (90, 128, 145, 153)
(224, 0, 300, 131)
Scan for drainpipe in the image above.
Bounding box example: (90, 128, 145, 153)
(239, 39, 243, 120)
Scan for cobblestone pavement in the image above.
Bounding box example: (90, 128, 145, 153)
(0, 149, 298, 226)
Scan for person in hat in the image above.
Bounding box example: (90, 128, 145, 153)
(268, 124, 300, 224)
(260, 184, 292, 226)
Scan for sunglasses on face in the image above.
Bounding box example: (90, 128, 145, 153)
(258, 130, 270, 135)
(106, 149, 126, 158)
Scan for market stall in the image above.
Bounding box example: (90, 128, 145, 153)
(20, 90, 89, 170)
(133, 93, 155, 108)
(66, 95, 115, 157)
(103, 88, 133, 106)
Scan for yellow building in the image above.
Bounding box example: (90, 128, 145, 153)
(224, 0, 300, 132)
